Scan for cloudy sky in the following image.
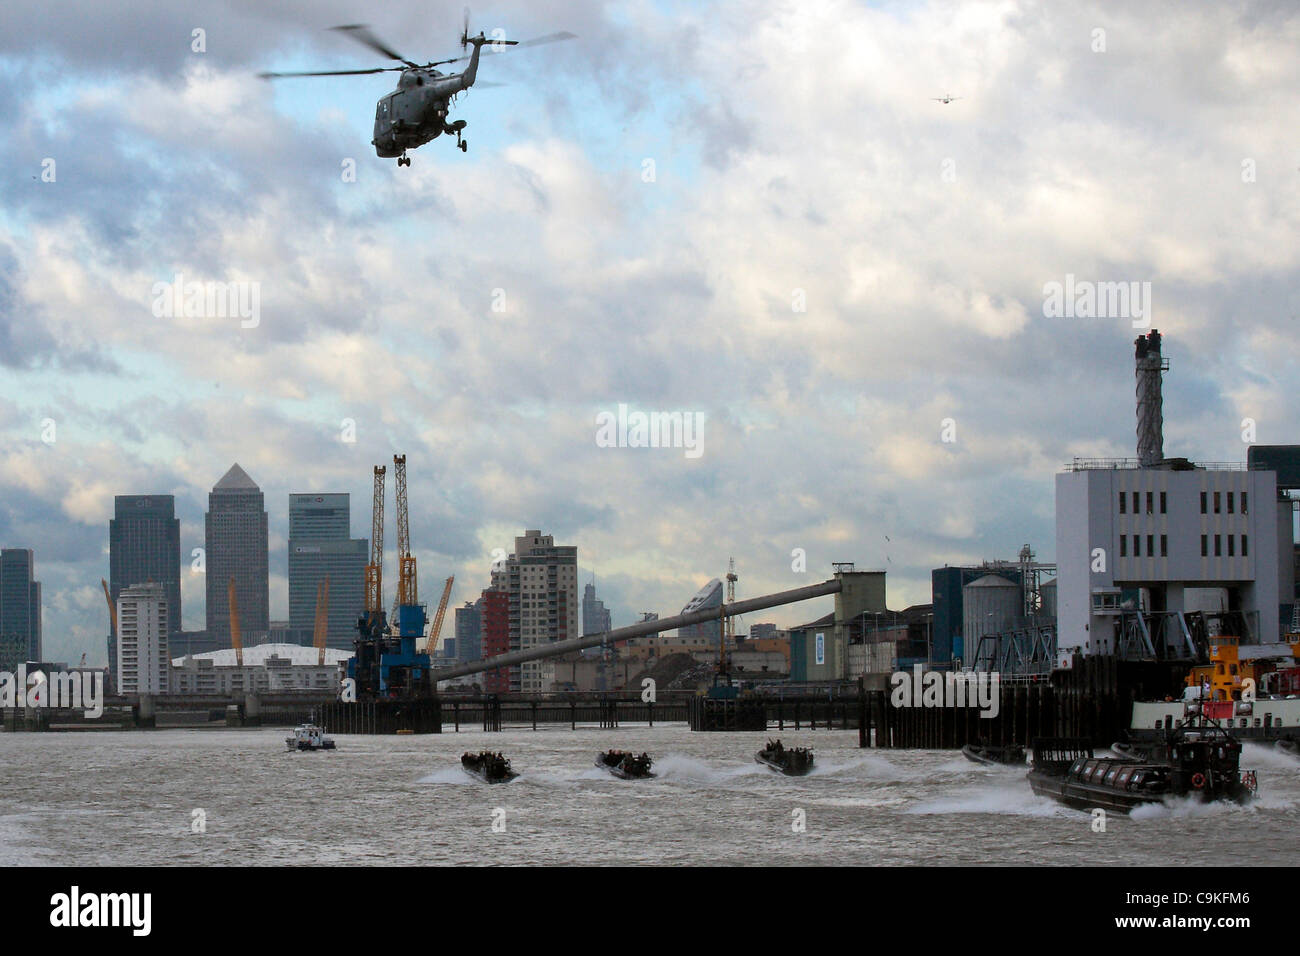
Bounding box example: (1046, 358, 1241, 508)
(2, 0, 1298, 665)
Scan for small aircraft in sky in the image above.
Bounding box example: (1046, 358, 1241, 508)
(931, 94, 963, 104)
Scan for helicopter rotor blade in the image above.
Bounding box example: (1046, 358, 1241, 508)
(428, 30, 576, 68)
(258, 66, 404, 79)
(330, 24, 418, 67)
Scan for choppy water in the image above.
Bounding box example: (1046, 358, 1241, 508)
(2, 724, 1296, 865)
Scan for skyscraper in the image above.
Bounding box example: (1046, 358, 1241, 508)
(492, 530, 577, 692)
(582, 579, 612, 636)
(109, 495, 182, 632)
(454, 598, 483, 663)
(287, 493, 367, 650)
(0, 548, 40, 669)
(116, 582, 171, 694)
(205, 464, 269, 646)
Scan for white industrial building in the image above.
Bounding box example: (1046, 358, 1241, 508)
(1055, 331, 1295, 656)
(170, 643, 351, 695)
(117, 582, 171, 694)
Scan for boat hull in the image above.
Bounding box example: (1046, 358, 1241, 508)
(962, 744, 1024, 766)
(462, 765, 518, 784)
(594, 756, 655, 780)
(754, 753, 813, 776)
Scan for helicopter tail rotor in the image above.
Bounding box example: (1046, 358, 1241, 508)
(461, 7, 470, 50)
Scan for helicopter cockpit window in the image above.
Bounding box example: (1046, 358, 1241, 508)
(416, 76, 424, 86)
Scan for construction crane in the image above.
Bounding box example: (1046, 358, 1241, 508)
(425, 575, 454, 654)
(101, 578, 117, 638)
(312, 576, 330, 666)
(720, 557, 738, 681)
(228, 576, 244, 667)
(394, 454, 417, 608)
(364, 465, 386, 624)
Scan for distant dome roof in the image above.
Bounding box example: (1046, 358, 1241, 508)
(967, 573, 1017, 588)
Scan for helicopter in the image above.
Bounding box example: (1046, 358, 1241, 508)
(259, 12, 575, 165)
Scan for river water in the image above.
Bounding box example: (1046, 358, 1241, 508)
(2, 724, 1296, 866)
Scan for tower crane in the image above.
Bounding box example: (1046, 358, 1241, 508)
(312, 576, 330, 666)
(364, 465, 386, 626)
(426, 575, 454, 654)
(228, 576, 244, 667)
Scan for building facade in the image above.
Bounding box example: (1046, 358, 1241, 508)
(582, 580, 612, 636)
(479, 588, 510, 694)
(287, 493, 368, 651)
(109, 495, 183, 633)
(1055, 463, 1290, 653)
(454, 599, 483, 663)
(0, 548, 41, 669)
(492, 530, 578, 692)
(205, 464, 269, 648)
(117, 582, 170, 694)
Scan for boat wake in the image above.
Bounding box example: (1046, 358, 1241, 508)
(650, 754, 767, 783)
(416, 767, 476, 785)
(905, 782, 1070, 818)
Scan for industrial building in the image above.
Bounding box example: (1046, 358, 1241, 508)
(788, 568, 888, 681)
(0, 548, 42, 670)
(1055, 331, 1296, 659)
(677, 578, 723, 646)
(116, 582, 171, 694)
(287, 493, 368, 650)
(205, 464, 269, 647)
(170, 643, 349, 694)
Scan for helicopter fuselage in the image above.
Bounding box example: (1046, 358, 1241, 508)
(372, 68, 471, 157)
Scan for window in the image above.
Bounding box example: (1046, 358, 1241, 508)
(1132, 492, 1139, 514)
(1146, 491, 1153, 514)
(1120, 536, 1128, 557)
(1242, 535, 1248, 557)
(1147, 534, 1154, 557)
(1119, 493, 1126, 514)
(1161, 534, 1168, 557)
(1160, 492, 1167, 514)
(1201, 535, 1207, 557)
(1200, 491, 1207, 514)
(1242, 492, 1248, 513)
(1214, 491, 1221, 514)
(1227, 492, 1234, 514)
(1228, 536, 1235, 557)
(1215, 535, 1222, 557)
(1133, 535, 1140, 557)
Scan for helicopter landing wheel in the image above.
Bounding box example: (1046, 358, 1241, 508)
(459, 141, 467, 152)
(398, 155, 410, 167)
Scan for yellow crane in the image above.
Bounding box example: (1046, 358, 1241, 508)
(228, 576, 244, 667)
(425, 575, 454, 654)
(101, 578, 117, 640)
(312, 576, 330, 665)
(364, 465, 386, 624)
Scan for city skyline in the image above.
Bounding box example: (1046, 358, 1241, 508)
(3, 2, 1299, 669)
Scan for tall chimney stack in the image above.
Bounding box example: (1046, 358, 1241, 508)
(1134, 329, 1165, 467)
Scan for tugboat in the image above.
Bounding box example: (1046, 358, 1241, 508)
(461, 751, 518, 784)
(285, 723, 336, 751)
(1028, 712, 1257, 814)
(961, 742, 1026, 766)
(754, 739, 814, 776)
(595, 750, 655, 779)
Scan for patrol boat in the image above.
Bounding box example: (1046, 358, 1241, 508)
(286, 723, 336, 751)
(461, 751, 518, 784)
(595, 750, 655, 779)
(755, 739, 814, 776)
(1028, 713, 1257, 814)
(961, 742, 1026, 766)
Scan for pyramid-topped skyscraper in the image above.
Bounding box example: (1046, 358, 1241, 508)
(205, 463, 269, 646)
